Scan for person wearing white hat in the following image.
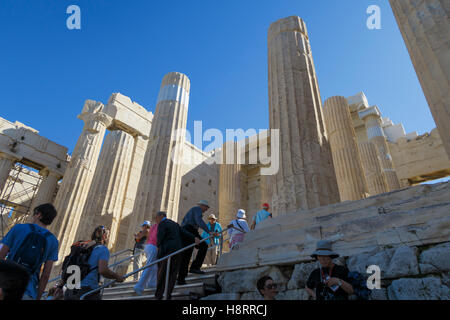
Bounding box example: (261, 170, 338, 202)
(177, 200, 216, 285)
(227, 209, 250, 250)
(132, 221, 151, 281)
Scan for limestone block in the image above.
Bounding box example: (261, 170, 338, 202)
(287, 262, 317, 290)
(105, 93, 153, 138)
(370, 288, 388, 300)
(218, 266, 288, 293)
(419, 242, 450, 274)
(215, 181, 450, 272)
(240, 292, 263, 300)
(386, 246, 419, 279)
(201, 293, 241, 300)
(276, 289, 309, 300)
(346, 249, 394, 277)
(388, 277, 450, 300)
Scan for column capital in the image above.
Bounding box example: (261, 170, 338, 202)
(359, 105, 381, 122)
(79, 112, 113, 132)
(39, 168, 63, 180)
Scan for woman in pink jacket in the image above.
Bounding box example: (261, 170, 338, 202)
(134, 222, 159, 295)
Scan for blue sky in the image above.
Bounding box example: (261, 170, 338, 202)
(0, 0, 436, 154)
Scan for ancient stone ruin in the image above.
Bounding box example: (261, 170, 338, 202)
(1, 0, 449, 300)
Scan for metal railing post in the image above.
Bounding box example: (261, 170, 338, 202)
(163, 256, 171, 300)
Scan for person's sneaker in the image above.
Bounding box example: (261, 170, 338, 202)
(177, 280, 187, 285)
(133, 286, 144, 296)
(189, 268, 205, 275)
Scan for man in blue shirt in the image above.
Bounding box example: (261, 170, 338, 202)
(250, 203, 273, 230)
(0, 203, 59, 300)
(177, 200, 215, 285)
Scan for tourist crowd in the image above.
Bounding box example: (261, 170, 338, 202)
(0, 199, 365, 301)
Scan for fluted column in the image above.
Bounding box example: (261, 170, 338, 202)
(358, 142, 389, 196)
(389, 0, 450, 159)
(359, 106, 400, 191)
(30, 168, 61, 209)
(131, 72, 189, 230)
(115, 135, 148, 251)
(323, 96, 369, 201)
(0, 152, 16, 196)
(75, 130, 135, 250)
(218, 141, 242, 227)
(268, 16, 340, 216)
(51, 100, 112, 260)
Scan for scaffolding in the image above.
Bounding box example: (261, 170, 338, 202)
(0, 162, 42, 238)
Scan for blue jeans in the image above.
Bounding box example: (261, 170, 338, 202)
(134, 244, 158, 290)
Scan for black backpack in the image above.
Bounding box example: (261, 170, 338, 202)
(347, 271, 372, 300)
(61, 241, 98, 285)
(8, 224, 50, 275)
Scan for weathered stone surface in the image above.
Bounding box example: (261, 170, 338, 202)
(347, 248, 394, 277)
(201, 293, 241, 300)
(218, 266, 288, 293)
(389, 129, 450, 185)
(287, 262, 317, 290)
(386, 246, 419, 279)
(132, 72, 190, 224)
(323, 96, 369, 201)
(216, 182, 450, 272)
(276, 289, 309, 300)
(419, 242, 450, 274)
(389, 0, 450, 159)
(268, 15, 340, 216)
(388, 277, 450, 300)
(240, 291, 263, 300)
(370, 288, 388, 300)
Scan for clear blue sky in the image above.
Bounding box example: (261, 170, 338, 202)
(0, 0, 436, 154)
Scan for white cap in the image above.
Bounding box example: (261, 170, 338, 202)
(237, 209, 246, 219)
(141, 220, 151, 227)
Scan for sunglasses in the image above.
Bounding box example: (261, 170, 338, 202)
(265, 283, 278, 290)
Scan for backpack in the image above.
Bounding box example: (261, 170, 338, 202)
(8, 224, 50, 275)
(61, 241, 98, 285)
(347, 271, 372, 300)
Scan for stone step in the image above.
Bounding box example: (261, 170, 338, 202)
(102, 282, 205, 300)
(109, 273, 215, 291)
(105, 274, 215, 294)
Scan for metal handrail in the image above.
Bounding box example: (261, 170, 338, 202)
(47, 247, 135, 285)
(80, 227, 231, 300)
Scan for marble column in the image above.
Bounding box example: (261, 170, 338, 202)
(323, 96, 369, 201)
(114, 135, 148, 251)
(75, 130, 135, 250)
(218, 141, 243, 228)
(131, 72, 189, 231)
(51, 100, 112, 260)
(30, 168, 61, 209)
(268, 16, 340, 215)
(359, 106, 401, 191)
(358, 142, 389, 196)
(389, 0, 450, 159)
(0, 152, 16, 196)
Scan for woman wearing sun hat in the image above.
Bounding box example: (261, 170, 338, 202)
(201, 213, 223, 265)
(228, 209, 250, 250)
(305, 240, 354, 300)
